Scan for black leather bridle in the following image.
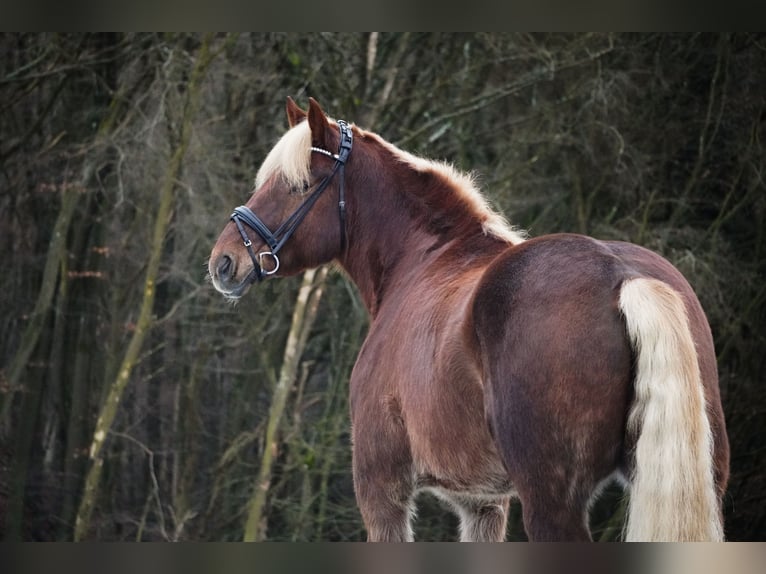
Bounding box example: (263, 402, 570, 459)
(230, 120, 353, 284)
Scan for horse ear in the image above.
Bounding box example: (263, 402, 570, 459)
(285, 96, 307, 128)
(307, 97, 329, 148)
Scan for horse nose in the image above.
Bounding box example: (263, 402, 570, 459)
(216, 254, 234, 283)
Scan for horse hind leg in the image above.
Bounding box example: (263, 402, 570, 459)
(451, 495, 510, 542)
(518, 482, 597, 541)
(482, 378, 609, 540)
(485, 396, 604, 540)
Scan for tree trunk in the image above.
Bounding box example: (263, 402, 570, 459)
(73, 34, 219, 541)
(0, 186, 79, 425)
(242, 265, 328, 541)
(2, 183, 79, 540)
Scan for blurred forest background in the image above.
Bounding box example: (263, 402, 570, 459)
(0, 33, 764, 541)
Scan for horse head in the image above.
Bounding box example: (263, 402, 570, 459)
(209, 97, 350, 299)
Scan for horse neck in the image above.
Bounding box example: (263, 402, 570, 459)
(336, 158, 507, 317)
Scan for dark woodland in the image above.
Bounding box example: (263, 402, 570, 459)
(0, 33, 764, 541)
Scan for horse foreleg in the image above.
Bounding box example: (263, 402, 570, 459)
(352, 410, 415, 542)
(354, 469, 415, 542)
(358, 495, 415, 542)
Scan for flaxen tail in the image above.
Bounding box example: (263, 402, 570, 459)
(618, 278, 722, 541)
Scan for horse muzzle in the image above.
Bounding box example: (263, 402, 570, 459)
(209, 252, 263, 300)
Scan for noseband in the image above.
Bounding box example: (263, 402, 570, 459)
(230, 120, 353, 284)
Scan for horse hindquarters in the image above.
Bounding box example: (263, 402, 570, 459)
(471, 234, 726, 542)
(470, 236, 634, 541)
(618, 278, 723, 541)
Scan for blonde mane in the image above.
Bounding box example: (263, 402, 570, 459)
(255, 120, 526, 245)
(365, 129, 526, 245)
(255, 121, 313, 190)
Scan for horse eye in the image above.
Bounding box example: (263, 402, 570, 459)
(289, 182, 309, 195)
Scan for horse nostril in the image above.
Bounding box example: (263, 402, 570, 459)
(217, 255, 233, 281)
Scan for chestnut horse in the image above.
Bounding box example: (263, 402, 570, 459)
(209, 98, 729, 541)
